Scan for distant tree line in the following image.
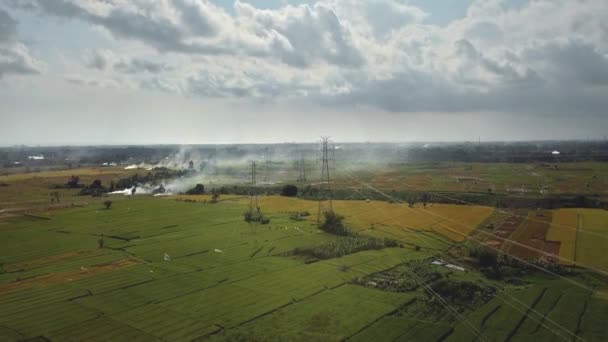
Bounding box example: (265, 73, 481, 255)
(196, 183, 607, 210)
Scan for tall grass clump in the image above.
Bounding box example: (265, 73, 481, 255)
(305, 236, 398, 260)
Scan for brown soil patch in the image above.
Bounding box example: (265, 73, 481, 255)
(504, 212, 562, 261)
(544, 241, 561, 256)
(0, 258, 143, 295)
(0, 203, 85, 221)
(0, 213, 20, 221)
(3, 250, 104, 273)
(494, 215, 525, 240)
(485, 240, 501, 247)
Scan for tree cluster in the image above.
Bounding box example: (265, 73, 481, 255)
(281, 184, 298, 197)
(185, 183, 205, 195)
(78, 179, 107, 196)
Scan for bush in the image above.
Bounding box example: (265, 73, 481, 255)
(355, 260, 441, 292)
(321, 211, 350, 236)
(186, 183, 205, 195)
(428, 279, 495, 306)
(103, 200, 112, 209)
(244, 210, 270, 224)
(477, 248, 498, 268)
(289, 211, 310, 221)
(78, 179, 108, 196)
(66, 175, 81, 188)
(210, 192, 220, 203)
(281, 184, 298, 197)
(90, 179, 103, 189)
(152, 184, 166, 195)
(468, 246, 496, 262)
(289, 212, 304, 221)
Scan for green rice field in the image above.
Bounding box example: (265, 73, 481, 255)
(1, 195, 608, 341)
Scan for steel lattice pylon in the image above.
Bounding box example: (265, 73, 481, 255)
(317, 137, 333, 225)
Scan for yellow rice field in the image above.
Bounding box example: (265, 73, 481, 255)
(546, 209, 579, 262)
(548, 209, 608, 271)
(231, 196, 493, 243)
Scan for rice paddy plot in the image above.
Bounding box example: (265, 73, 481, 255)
(446, 277, 601, 342)
(213, 284, 416, 341)
(546, 209, 578, 262)
(548, 209, 608, 271)
(0, 284, 88, 317)
(447, 284, 547, 341)
(0, 300, 100, 340)
(112, 304, 220, 341)
(579, 294, 608, 341)
(45, 317, 162, 342)
(349, 315, 453, 342)
(240, 196, 493, 245)
(158, 283, 294, 329)
(75, 288, 153, 315)
(120, 271, 220, 303)
(67, 264, 156, 294)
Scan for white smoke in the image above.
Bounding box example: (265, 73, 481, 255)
(109, 184, 156, 196)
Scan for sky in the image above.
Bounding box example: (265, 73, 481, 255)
(0, 0, 607, 145)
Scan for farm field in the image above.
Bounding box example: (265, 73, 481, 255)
(547, 209, 608, 271)
(3, 0, 608, 337)
(1, 163, 607, 341)
(0, 196, 414, 340)
(335, 161, 608, 196)
(0, 195, 606, 341)
(447, 275, 608, 342)
(0, 167, 140, 214)
(186, 195, 493, 247)
(3, 160, 606, 217)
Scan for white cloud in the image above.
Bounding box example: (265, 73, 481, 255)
(3, 0, 608, 117)
(0, 8, 42, 77)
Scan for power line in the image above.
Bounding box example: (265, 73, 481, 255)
(360, 167, 608, 276)
(317, 137, 333, 225)
(324, 166, 487, 341)
(334, 186, 487, 339)
(344, 186, 579, 342)
(297, 148, 306, 182)
(342, 169, 594, 292)
(249, 160, 259, 214)
(339, 171, 586, 340)
(398, 171, 605, 241)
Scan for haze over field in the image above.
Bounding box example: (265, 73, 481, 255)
(1, 0, 608, 145)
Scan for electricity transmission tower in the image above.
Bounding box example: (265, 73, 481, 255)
(297, 149, 306, 182)
(249, 160, 259, 214)
(317, 137, 333, 225)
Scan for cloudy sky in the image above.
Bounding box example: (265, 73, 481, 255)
(1, 0, 607, 145)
